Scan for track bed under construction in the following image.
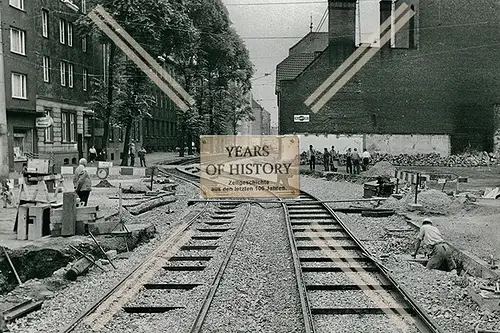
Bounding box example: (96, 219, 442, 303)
(283, 191, 444, 333)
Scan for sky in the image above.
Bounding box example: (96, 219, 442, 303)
(222, 0, 329, 126)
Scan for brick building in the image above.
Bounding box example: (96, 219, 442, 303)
(277, 0, 500, 154)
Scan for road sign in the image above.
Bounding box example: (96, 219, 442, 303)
(294, 115, 310, 123)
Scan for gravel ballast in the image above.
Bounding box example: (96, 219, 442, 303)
(300, 175, 500, 332)
(201, 205, 303, 333)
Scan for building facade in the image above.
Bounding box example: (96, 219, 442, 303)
(239, 99, 271, 135)
(277, 0, 500, 154)
(1, 0, 40, 172)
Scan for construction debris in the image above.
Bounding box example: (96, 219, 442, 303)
(373, 152, 495, 167)
(94, 180, 115, 188)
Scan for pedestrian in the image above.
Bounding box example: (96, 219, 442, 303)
(73, 158, 92, 206)
(129, 143, 136, 167)
(345, 148, 353, 174)
(138, 147, 147, 167)
(307, 145, 316, 171)
(352, 148, 361, 174)
(89, 145, 97, 164)
(323, 148, 330, 172)
(1, 178, 13, 208)
(412, 218, 457, 273)
(329, 146, 338, 172)
(362, 148, 372, 171)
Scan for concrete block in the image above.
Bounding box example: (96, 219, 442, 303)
(120, 167, 134, 176)
(87, 167, 97, 175)
(133, 168, 145, 176)
(109, 167, 120, 176)
(61, 166, 74, 175)
(407, 203, 423, 211)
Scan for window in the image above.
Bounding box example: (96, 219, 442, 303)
(42, 10, 49, 38)
(44, 108, 54, 142)
(102, 44, 110, 84)
(11, 73, 27, 99)
(81, 0, 87, 14)
(389, 2, 418, 49)
(68, 63, 74, 88)
(61, 111, 76, 142)
(81, 36, 87, 52)
(67, 22, 73, 47)
(9, 0, 24, 10)
(59, 19, 66, 44)
(42, 56, 50, 82)
(109, 127, 114, 142)
(83, 68, 88, 91)
(60, 62, 66, 86)
(10, 28, 26, 55)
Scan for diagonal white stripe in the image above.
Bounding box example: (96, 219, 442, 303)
(311, 6, 414, 113)
(305, 3, 409, 107)
(88, 10, 190, 112)
(94, 5, 195, 106)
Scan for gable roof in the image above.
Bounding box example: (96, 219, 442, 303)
(275, 32, 329, 93)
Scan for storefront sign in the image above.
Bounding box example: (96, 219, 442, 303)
(200, 135, 300, 198)
(294, 115, 310, 123)
(35, 115, 54, 128)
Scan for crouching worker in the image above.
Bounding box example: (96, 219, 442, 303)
(412, 218, 456, 272)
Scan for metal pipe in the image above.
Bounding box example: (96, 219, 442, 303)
(2, 247, 22, 286)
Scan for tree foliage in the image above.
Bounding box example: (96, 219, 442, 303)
(82, 0, 255, 157)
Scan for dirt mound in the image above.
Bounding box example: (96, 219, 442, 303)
(363, 161, 396, 177)
(94, 180, 114, 188)
(404, 189, 453, 215)
(380, 196, 406, 212)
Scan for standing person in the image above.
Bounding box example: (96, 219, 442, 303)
(307, 145, 316, 171)
(323, 148, 331, 172)
(351, 148, 361, 174)
(138, 147, 147, 167)
(362, 148, 372, 171)
(345, 148, 353, 174)
(329, 146, 337, 172)
(88, 146, 97, 164)
(73, 158, 92, 206)
(129, 143, 136, 167)
(412, 218, 457, 272)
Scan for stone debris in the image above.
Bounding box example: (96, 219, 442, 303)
(94, 180, 114, 188)
(373, 151, 495, 167)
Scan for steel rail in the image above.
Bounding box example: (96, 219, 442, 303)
(188, 202, 253, 333)
(297, 190, 445, 333)
(60, 172, 206, 333)
(281, 199, 316, 333)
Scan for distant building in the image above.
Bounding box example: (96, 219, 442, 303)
(277, 0, 500, 155)
(239, 99, 271, 135)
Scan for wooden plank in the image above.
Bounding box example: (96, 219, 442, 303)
(61, 192, 77, 237)
(85, 221, 119, 235)
(76, 206, 99, 213)
(16, 206, 29, 241)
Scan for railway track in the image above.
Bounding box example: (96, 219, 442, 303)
(60, 170, 253, 333)
(282, 191, 444, 333)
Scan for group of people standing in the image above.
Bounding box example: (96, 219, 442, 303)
(306, 145, 372, 174)
(88, 143, 147, 167)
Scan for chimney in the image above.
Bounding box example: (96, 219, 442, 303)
(328, 0, 356, 46)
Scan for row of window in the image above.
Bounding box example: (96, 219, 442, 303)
(43, 109, 76, 143)
(12, 60, 88, 100)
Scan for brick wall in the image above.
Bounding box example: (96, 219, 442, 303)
(280, 0, 500, 153)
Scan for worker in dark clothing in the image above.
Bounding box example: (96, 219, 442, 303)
(307, 145, 316, 171)
(345, 148, 353, 174)
(323, 148, 331, 172)
(351, 148, 361, 174)
(413, 218, 457, 272)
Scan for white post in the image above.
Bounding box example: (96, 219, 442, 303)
(0, 7, 10, 177)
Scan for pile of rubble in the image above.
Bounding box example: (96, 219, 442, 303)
(372, 152, 496, 167)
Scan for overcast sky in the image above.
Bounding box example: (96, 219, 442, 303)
(223, 0, 328, 125)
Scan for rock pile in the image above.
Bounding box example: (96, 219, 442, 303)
(372, 152, 494, 167)
(404, 189, 453, 215)
(363, 161, 396, 177)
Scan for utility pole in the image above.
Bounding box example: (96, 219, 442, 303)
(0, 4, 10, 177)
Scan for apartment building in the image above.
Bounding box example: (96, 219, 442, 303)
(239, 99, 271, 135)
